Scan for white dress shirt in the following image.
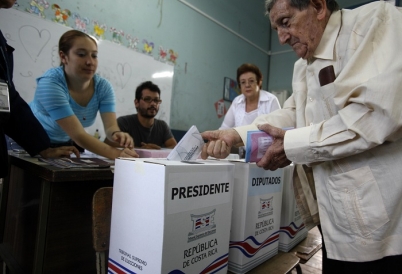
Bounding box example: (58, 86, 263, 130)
(219, 90, 280, 129)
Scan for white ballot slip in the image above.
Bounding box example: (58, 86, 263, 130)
(167, 125, 204, 161)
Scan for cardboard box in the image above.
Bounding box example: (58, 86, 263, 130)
(228, 161, 284, 274)
(135, 148, 173, 158)
(108, 158, 234, 274)
(278, 164, 308, 252)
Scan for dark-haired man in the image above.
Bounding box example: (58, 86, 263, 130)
(106, 81, 176, 149)
(201, 0, 402, 273)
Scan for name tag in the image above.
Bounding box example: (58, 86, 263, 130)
(0, 80, 10, 112)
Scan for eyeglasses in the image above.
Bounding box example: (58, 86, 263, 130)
(240, 79, 257, 86)
(141, 97, 162, 104)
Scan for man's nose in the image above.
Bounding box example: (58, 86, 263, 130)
(278, 28, 289, 45)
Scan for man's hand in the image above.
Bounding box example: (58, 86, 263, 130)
(140, 142, 161, 150)
(113, 132, 134, 148)
(119, 148, 139, 158)
(39, 146, 80, 158)
(201, 129, 243, 159)
(256, 124, 291, 170)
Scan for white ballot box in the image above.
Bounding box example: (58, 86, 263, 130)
(135, 148, 172, 158)
(108, 158, 234, 274)
(228, 161, 284, 274)
(278, 164, 308, 252)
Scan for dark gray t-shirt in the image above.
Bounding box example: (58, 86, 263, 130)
(117, 114, 173, 147)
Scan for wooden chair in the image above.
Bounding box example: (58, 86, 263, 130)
(92, 187, 113, 274)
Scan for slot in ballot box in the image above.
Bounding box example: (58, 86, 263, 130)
(227, 161, 284, 274)
(108, 158, 234, 274)
(278, 164, 308, 252)
(135, 148, 173, 158)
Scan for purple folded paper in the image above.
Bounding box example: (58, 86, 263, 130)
(245, 127, 294, 163)
(245, 131, 273, 163)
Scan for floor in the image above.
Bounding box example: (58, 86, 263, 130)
(290, 226, 323, 274)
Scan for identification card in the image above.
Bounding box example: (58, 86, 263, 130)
(0, 81, 10, 112)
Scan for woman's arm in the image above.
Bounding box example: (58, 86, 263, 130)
(101, 112, 134, 148)
(56, 114, 138, 159)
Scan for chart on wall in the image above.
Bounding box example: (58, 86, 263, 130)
(0, 8, 174, 139)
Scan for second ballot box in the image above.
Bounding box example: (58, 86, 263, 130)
(108, 158, 234, 274)
(278, 164, 308, 252)
(228, 161, 284, 274)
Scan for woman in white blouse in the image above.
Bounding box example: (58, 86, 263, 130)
(220, 63, 280, 129)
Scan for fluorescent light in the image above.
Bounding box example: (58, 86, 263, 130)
(152, 71, 174, 78)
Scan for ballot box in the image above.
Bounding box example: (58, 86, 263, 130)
(278, 164, 308, 252)
(228, 161, 284, 274)
(135, 148, 172, 158)
(108, 158, 234, 274)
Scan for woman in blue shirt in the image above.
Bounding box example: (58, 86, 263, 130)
(30, 30, 138, 159)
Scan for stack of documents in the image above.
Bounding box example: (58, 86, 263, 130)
(38, 157, 112, 168)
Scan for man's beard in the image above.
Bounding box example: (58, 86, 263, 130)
(138, 107, 157, 119)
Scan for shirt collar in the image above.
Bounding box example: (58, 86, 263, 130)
(238, 90, 271, 103)
(313, 10, 341, 61)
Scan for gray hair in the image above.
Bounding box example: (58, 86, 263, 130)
(265, 0, 339, 14)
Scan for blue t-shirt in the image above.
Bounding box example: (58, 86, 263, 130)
(29, 66, 115, 143)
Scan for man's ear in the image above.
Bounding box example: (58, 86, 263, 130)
(311, 0, 327, 20)
(134, 99, 139, 108)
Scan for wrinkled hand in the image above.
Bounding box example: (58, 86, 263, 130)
(113, 132, 134, 148)
(140, 142, 161, 150)
(39, 146, 80, 158)
(256, 124, 291, 170)
(201, 129, 243, 159)
(119, 147, 139, 158)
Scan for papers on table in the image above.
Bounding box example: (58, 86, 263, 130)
(38, 157, 112, 168)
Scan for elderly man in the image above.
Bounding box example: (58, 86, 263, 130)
(201, 0, 402, 273)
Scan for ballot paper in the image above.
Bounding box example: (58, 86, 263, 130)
(245, 128, 294, 163)
(167, 125, 204, 161)
(245, 130, 273, 163)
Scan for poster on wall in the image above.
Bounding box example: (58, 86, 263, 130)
(214, 99, 227, 118)
(223, 77, 240, 102)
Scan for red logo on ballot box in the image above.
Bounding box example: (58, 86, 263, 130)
(188, 209, 217, 242)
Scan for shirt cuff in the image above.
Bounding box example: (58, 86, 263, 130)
(284, 126, 316, 164)
(48, 105, 74, 120)
(234, 124, 258, 145)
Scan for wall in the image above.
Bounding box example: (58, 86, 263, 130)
(11, 0, 271, 132)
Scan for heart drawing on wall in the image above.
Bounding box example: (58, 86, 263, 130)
(19, 25, 51, 62)
(116, 63, 132, 89)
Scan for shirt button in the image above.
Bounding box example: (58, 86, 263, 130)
(310, 123, 313, 126)
(309, 97, 313, 102)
